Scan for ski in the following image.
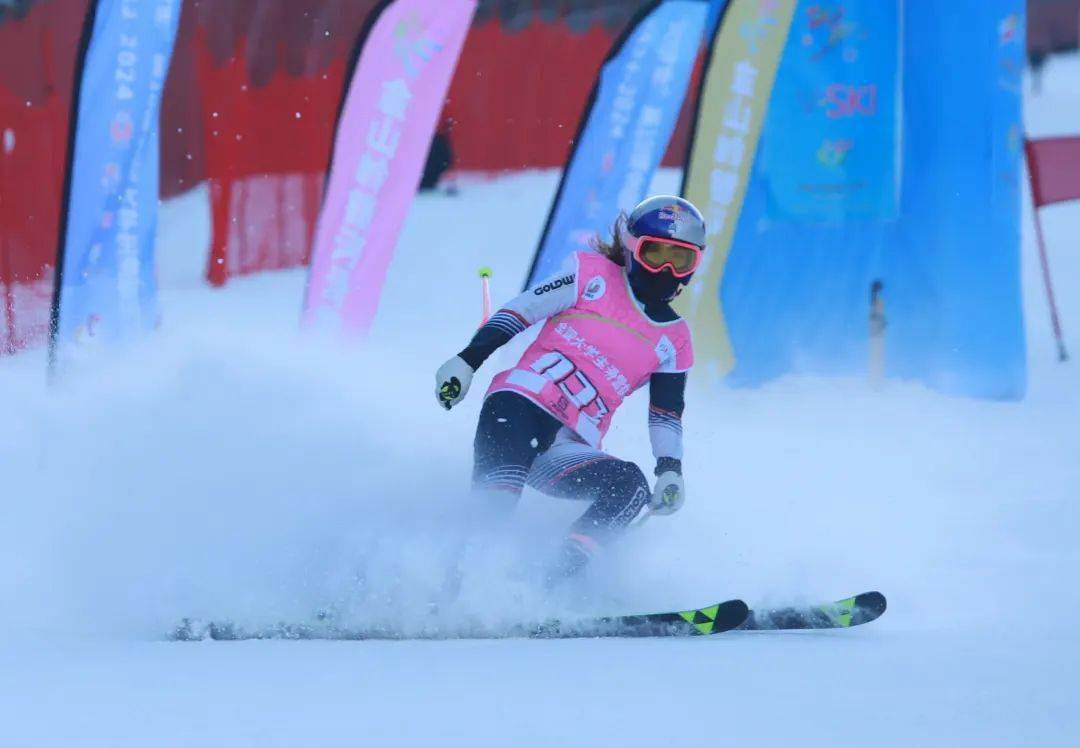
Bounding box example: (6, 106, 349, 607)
(170, 598, 749, 641)
(738, 591, 887, 631)
(169, 592, 886, 641)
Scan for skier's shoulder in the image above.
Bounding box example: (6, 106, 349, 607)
(519, 255, 582, 317)
(565, 250, 629, 305)
(530, 269, 577, 298)
(528, 250, 619, 300)
(532, 252, 586, 293)
(574, 249, 621, 275)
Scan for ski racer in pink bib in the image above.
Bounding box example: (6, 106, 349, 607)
(435, 196, 705, 582)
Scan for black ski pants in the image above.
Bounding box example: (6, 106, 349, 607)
(472, 391, 651, 547)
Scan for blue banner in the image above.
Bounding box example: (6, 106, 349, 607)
(524, 0, 714, 288)
(720, 0, 1026, 399)
(51, 0, 182, 365)
(761, 0, 901, 221)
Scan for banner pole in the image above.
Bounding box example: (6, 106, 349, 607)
(0, 232, 14, 354)
(868, 280, 886, 386)
(47, 0, 101, 383)
(1, 131, 15, 353)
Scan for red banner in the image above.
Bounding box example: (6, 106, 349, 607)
(0, 0, 90, 353)
(1, 0, 697, 347)
(1026, 136, 1080, 208)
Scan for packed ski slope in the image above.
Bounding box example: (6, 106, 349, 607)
(3, 61, 1079, 747)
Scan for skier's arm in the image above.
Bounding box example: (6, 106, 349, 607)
(647, 371, 687, 515)
(435, 268, 577, 410)
(457, 270, 578, 370)
(648, 372, 686, 474)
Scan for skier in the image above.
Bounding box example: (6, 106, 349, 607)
(434, 195, 704, 582)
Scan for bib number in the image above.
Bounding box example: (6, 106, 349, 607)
(530, 351, 609, 421)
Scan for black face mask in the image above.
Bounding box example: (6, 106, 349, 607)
(628, 259, 686, 304)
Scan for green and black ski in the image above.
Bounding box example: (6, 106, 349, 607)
(739, 591, 887, 631)
(171, 598, 750, 641)
(170, 592, 887, 641)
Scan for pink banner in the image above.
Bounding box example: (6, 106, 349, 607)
(301, 0, 476, 336)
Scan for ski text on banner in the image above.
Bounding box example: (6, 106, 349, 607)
(51, 0, 183, 370)
(525, 0, 712, 288)
(302, 0, 476, 337)
(675, 0, 797, 379)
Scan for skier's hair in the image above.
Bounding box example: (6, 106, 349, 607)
(591, 212, 628, 266)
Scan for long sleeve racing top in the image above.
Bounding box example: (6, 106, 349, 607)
(457, 268, 688, 476)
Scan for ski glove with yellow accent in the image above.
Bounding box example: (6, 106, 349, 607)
(649, 457, 685, 515)
(435, 355, 474, 411)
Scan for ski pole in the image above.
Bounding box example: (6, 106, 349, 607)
(479, 266, 492, 326)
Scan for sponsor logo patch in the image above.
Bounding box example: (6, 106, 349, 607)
(654, 335, 676, 364)
(659, 203, 684, 237)
(582, 276, 606, 302)
(534, 274, 575, 296)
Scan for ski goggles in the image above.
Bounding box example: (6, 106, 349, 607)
(627, 235, 703, 278)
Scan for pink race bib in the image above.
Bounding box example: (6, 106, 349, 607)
(488, 252, 693, 447)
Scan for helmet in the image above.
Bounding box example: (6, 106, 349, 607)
(621, 195, 706, 304)
(626, 195, 707, 248)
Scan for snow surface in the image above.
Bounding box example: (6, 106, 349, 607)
(2, 59, 1079, 747)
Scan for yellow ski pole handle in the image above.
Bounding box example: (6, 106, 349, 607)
(438, 377, 463, 409)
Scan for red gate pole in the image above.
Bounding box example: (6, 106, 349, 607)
(1025, 138, 1070, 363)
(1031, 204, 1069, 362)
